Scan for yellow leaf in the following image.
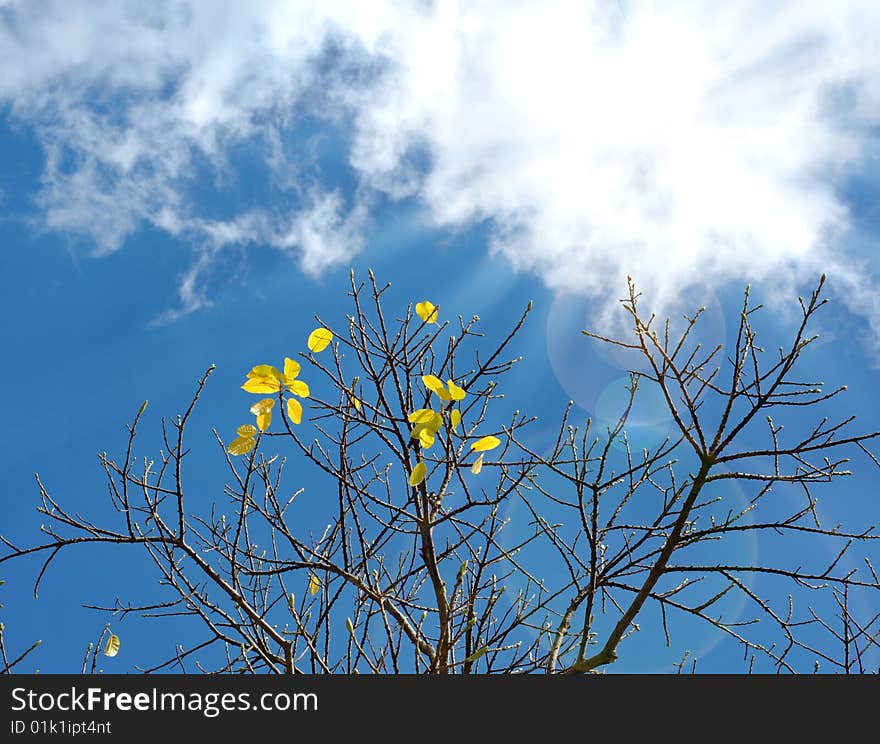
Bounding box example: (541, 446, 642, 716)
(308, 574, 320, 596)
(236, 424, 258, 438)
(248, 364, 282, 380)
(287, 397, 303, 425)
(242, 376, 281, 394)
(470, 435, 501, 452)
(307, 327, 333, 353)
(409, 461, 427, 486)
(250, 398, 275, 415)
(471, 453, 485, 475)
(353, 397, 361, 411)
(418, 426, 436, 449)
(415, 300, 439, 324)
(283, 357, 300, 380)
(450, 409, 462, 433)
(430, 411, 443, 431)
(422, 374, 452, 401)
(287, 379, 310, 398)
(408, 408, 437, 424)
(447, 380, 466, 401)
(228, 436, 256, 456)
(103, 633, 121, 658)
(256, 410, 272, 432)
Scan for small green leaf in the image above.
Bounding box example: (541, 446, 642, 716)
(137, 400, 148, 417)
(465, 646, 488, 663)
(346, 617, 355, 635)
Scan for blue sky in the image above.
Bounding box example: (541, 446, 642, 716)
(1, 1, 880, 673)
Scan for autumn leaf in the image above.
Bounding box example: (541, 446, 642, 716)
(470, 435, 501, 452)
(287, 397, 303, 425)
(416, 426, 435, 448)
(450, 409, 462, 433)
(243, 359, 310, 400)
(284, 357, 301, 380)
(287, 380, 310, 398)
(228, 436, 256, 456)
(471, 453, 485, 475)
(409, 408, 443, 449)
(242, 376, 282, 394)
(248, 364, 283, 380)
(229, 421, 259, 455)
(104, 633, 121, 658)
(421, 374, 465, 402)
(349, 376, 361, 411)
(409, 461, 427, 486)
(236, 424, 258, 438)
(308, 574, 320, 596)
(307, 328, 333, 353)
(415, 300, 439, 324)
(447, 380, 466, 401)
(250, 398, 276, 432)
(422, 374, 452, 401)
(408, 408, 437, 424)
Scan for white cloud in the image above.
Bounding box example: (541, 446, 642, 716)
(2, 0, 879, 331)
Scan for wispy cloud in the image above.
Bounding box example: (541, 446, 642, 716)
(2, 0, 879, 332)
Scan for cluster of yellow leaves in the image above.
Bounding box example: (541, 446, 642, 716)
(422, 374, 465, 402)
(242, 357, 310, 399)
(228, 423, 260, 456)
(410, 375, 466, 451)
(229, 327, 333, 456)
(227, 357, 310, 455)
(408, 371, 502, 486)
(224, 303, 502, 599)
(469, 435, 501, 475)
